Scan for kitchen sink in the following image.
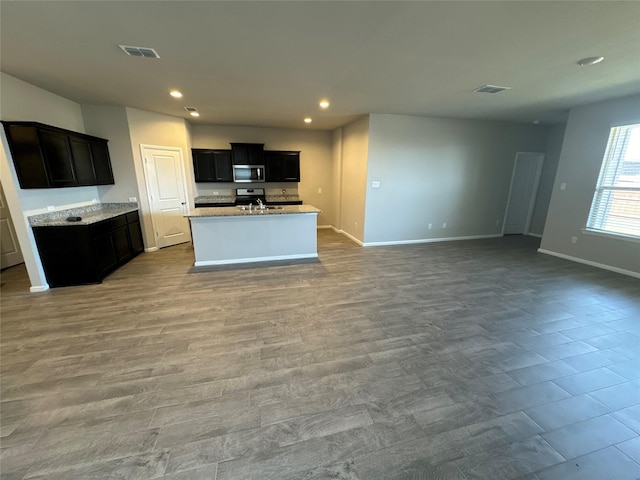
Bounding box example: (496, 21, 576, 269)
(237, 205, 284, 211)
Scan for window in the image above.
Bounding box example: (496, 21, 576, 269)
(586, 123, 640, 238)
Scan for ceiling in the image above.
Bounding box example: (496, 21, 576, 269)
(1, 1, 639, 130)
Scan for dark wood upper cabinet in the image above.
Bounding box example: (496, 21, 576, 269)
(265, 150, 300, 182)
(39, 129, 77, 187)
(231, 143, 264, 165)
(192, 149, 233, 182)
(69, 136, 97, 186)
(1, 121, 114, 189)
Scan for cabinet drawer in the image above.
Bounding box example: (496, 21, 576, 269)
(126, 211, 140, 224)
(109, 215, 127, 229)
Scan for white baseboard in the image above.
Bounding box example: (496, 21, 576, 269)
(337, 230, 364, 246)
(317, 225, 334, 230)
(527, 232, 543, 238)
(194, 253, 318, 267)
(537, 248, 640, 279)
(362, 233, 502, 247)
(30, 285, 49, 293)
(144, 247, 159, 253)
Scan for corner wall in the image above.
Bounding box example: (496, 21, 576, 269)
(0, 73, 97, 291)
(540, 94, 640, 276)
(339, 116, 370, 243)
(363, 114, 551, 244)
(125, 107, 192, 250)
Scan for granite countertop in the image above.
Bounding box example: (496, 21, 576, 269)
(28, 203, 139, 227)
(194, 195, 302, 204)
(185, 204, 320, 218)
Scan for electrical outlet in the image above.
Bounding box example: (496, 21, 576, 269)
(128, 197, 137, 203)
(371, 181, 381, 189)
(318, 188, 322, 194)
(428, 223, 432, 229)
(212, 191, 219, 195)
(47, 205, 55, 211)
(560, 183, 567, 190)
(571, 236, 578, 244)
(442, 222, 447, 228)
(91, 198, 98, 204)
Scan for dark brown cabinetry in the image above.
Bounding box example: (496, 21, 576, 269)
(192, 149, 233, 182)
(265, 151, 301, 182)
(1, 121, 114, 189)
(231, 143, 264, 165)
(32, 211, 144, 287)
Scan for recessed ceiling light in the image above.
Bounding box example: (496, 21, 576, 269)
(577, 56, 605, 66)
(190, 112, 200, 117)
(304, 117, 312, 124)
(185, 107, 199, 117)
(319, 100, 330, 109)
(170, 90, 183, 98)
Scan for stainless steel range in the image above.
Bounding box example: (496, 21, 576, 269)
(235, 188, 266, 206)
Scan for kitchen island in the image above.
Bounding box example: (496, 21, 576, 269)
(185, 205, 321, 266)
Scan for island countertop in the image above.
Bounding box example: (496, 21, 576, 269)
(185, 204, 321, 218)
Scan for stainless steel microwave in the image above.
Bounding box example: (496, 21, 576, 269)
(233, 165, 265, 183)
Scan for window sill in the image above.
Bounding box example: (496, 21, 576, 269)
(582, 228, 640, 244)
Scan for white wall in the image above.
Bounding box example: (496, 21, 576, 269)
(190, 124, 335, 226)
(82, 105, 138, 204)
(540, 94, 640, 276)
(0, 73, 98, 291)
(529, 123, 566, 236)
(363, 114, 550, 244)
(339, 116, 370, 242)
(125, 107, 192, 250)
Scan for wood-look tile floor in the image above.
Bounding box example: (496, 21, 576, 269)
(1, 230, 639, 480)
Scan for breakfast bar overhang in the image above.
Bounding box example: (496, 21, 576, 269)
(185, 205, 321, 266)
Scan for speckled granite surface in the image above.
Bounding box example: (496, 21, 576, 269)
(28, 203, 139, 227)
(194, 195, 302, 204)
(185, 204, 320, 218)
(194, 195, 235, 204)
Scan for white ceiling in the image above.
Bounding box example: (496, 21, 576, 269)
(2, 1, 639, 130)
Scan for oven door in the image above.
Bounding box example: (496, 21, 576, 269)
(233, 165, 265, 183)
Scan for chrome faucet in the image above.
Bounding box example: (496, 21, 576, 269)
(257, 199, 264, 209)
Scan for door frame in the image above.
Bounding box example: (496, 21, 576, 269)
(139, 144, 191, 250)
(502, 152, 545, 236)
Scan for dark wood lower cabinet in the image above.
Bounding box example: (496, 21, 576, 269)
(33, 211, 144, 287)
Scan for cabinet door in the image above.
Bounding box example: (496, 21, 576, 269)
(193, 150, 216, 182)
(93, 233, 118, 275)
(283, 152, 300, 182)
(265, 151, 284, 182)
(89, 139, 115, 185)
(231, 144, 249, 165)
(128, 221, 145, 255)
(213, 151, 233, 181)
(247, 144, 264, 165)
(4, 124, 50, 188)
(231, 143, 264, 165)
(113, 225, 132, 264)
(69, 136, 97, 186)
(33, 226, 101, 287)
(39, 129, 77, 187)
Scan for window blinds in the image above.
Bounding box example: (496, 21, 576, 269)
(587, 124, 640, 238)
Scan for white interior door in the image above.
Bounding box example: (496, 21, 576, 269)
(0, 183, 24, 269)
(504, 152, 545, 235)
(141, 146, 191, 248)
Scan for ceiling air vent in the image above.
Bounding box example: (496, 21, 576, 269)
(118, 45, 160, 59)
(473, 84, 511, 94)
(184, 107, 198, 113)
